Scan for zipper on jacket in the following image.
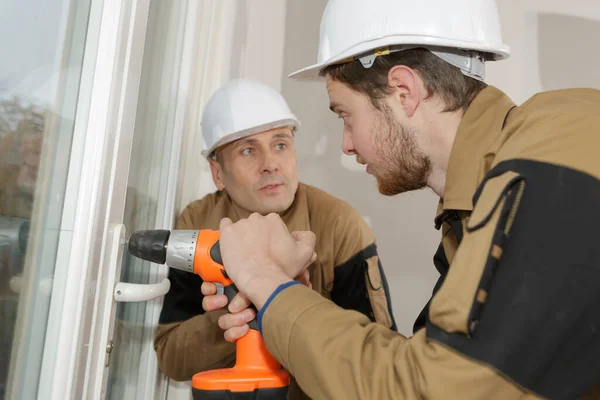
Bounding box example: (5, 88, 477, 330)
(504, 180, 526, 234)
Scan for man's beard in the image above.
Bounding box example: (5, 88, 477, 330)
(371, 104, 432, 196)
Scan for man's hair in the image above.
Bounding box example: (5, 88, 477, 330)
(320, 48, 487, 113)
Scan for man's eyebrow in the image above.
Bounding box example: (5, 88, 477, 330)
(272, 132, 293, 140)
(233, 137, 258, 148)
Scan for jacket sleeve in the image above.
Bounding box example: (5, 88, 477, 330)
(260, 161, 600, 399)
(153, 206, 235, 381)
(329, 211, 397, 331)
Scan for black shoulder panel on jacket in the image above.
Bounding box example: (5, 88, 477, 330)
(158, 267, 205, 324)
(330, 244, 377, 321)
(331, 243, 398, 331)
(427, 159, 600, 399)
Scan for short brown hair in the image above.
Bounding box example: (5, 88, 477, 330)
(320, 48, 486, 113)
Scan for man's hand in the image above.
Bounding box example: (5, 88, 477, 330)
(218, 213, 316, 308)
(201, 266, 312, 342)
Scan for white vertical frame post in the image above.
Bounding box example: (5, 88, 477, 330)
(39, 0, 151, 398)
(136, 0, 196, 397)
(80, 0, 152, 397)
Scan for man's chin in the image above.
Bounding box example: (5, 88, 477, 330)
(256, 198, 294, 215)
(374, 174, 425, 196)
(376, 182, 402, 196)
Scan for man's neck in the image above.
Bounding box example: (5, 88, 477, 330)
(229, 201, 252, 221)
(426, 109, 464, 198)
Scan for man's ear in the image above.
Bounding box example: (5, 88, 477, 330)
(387, 65, 421, 118)
(209, 158, 225, 191)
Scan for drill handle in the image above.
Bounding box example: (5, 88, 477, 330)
(222, 283, 259, 331)
(196, 230, 259, 330)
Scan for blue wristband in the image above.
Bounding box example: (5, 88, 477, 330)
(257, 280, 302, 335)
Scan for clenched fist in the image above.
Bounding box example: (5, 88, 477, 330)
(217, 212, 316, 308)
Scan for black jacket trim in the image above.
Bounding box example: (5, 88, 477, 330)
(425, 159, 600, 399)
(331, 243, 398, 331)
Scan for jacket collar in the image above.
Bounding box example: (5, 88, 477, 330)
(440, 86, 516, 214)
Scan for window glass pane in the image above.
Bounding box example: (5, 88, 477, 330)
(105, 1, 187, 398)
(0, 0, 97, 397)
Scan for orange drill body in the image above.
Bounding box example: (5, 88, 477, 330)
(191, 230, 289, 399)
(126, 228, 289, 399)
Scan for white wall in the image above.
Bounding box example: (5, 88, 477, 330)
(487, 0, 600, 102)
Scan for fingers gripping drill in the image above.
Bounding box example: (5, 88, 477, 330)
(127, 229, 289, 400)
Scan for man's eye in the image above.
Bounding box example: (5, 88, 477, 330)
(338, 113, 350, 123)
(241, 148, 253, 156)
(275, 143, 287, 150)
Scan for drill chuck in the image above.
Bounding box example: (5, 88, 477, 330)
(127, 229, 222, 274)
(127, 229, 170, 264)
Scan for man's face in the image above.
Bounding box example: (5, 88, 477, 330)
(209, 127, 299, 215)
(326, 77, 431, 195)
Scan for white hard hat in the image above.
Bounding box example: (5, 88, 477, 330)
(288, 0, 510, 81)
(201, 79, 300, 158)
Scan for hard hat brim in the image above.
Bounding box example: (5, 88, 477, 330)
(201, 118, 300, 159)
(288, 34, 510, 81)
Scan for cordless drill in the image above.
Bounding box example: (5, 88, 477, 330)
(127, 229, 289, 399)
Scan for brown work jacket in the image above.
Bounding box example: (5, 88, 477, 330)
(154, 182, 397, 399)
(259, 86, 600, 399)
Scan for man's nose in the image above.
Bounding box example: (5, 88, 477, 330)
(260, 151, 279, 174)
(341, 130, 355, 156)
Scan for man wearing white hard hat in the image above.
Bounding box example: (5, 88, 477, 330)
(154, 78, 397, 399)
(201, 0, 600, 398)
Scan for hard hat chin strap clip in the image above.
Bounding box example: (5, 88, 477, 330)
(357, 46, 393, 69)
(357, 45, 486, 81)
(430, 49, 486, 81)
(358, 54, 378, 69)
